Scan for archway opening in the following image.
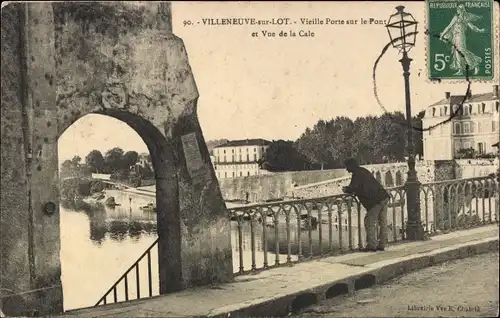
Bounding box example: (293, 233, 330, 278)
(57, 112, 175, 311)
(395, 171, 403, 186)
(384, 171, 394, 187)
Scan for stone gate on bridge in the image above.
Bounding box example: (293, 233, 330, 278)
(1, 2, 232, 316)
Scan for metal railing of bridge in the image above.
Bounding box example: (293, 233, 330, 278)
(94, 238, 158, 306)
(94, 175, 498, 307)
(229, 175, 498, 275)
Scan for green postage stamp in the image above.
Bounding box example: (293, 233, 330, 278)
(427, 0, 495, 81)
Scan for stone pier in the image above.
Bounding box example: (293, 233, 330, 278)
(0, 2, 233, 316)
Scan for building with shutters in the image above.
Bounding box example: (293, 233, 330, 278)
(422, 85, 500, 160)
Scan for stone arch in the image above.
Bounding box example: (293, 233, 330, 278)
(384, 171, 394, 187)
(291, 293, 318, 313)
(1, 2, 232, 316)
(354, 274, 376, 290)
(395, 170, 403, 186)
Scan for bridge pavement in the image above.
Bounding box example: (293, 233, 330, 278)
(60, 225, 499, 318)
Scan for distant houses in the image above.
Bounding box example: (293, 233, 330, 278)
(211, 139, 271, 179)
(423, 85, 499, 160)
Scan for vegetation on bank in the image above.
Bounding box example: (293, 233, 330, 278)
(60, 147, 156, 191)
(60, 178, 106, 202)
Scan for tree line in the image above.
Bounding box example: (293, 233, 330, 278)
(60, 147, 154, 181)
(258, 111, 425, 172)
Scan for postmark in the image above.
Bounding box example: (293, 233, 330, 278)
(372, 28, 472, 133)
(426, 0, 495, 81)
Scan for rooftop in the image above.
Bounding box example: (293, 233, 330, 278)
(214, 139, 272, 148)
(429, 92, 499, 108)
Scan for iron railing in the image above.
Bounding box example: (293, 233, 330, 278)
(94, 238, 159, 306)
(229, 175, 498, 275)
(93, 175, 498, 306)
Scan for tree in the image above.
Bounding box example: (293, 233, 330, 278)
(372, 112, 406, 162)
(71, 156, 82, 166)
(260, 140, 312, 172)
(323, 116, 355, 167)
(142, 163, 154, 179)
(104, 147, 124, 173)
(412, 110, 425, 159)
(122, 151, 139, 170)
(296, 122, 333, 169)
(352, 116, 377, 164)
(60, 155, 85, 179)
(206, 139, 229, 155)
(60, 160, 76, 179)
(85, 150, 105, 173)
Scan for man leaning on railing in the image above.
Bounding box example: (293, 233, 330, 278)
(342, 158, 390, 252)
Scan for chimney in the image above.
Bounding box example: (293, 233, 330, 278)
(445, 92, 450, 100)
(493, 85, 499, 98)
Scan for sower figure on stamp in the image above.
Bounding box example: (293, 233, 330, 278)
(342, 158, 390, 252)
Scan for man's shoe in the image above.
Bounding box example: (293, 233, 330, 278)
(377, 246, 385, 251)
(360, 247, 377, 252)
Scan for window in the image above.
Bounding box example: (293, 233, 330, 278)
(240, 172, 242, 177)
(432, 107, 436, 116)
(253, 154, 257, 161)
(223, 155, 226, 162)
(463, 122, 470, 133)
(453, 122, 461, 135)
(482, 103, 486, 113)
(444, 106, 448, 115)
(478, 142, 485, 154)
(455, 141, 461, 152)
(239, 154, 242, 161)
(496, 101, 499, 112)
(247, 171, 250, 176)
(223, 149, 226, 154)
(254, 147, 256, 152)
(464, 142, 471, 149)
(246, 154, 249, 161)
(232, 149, 234, 153)
(463, 106, 469, 115)
(232, 172, 235, 177)
(225, 172, 227, 178)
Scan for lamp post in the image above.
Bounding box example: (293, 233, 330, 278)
(386, 6, 424, 240)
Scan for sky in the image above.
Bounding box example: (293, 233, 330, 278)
(58, 1, 499, 162)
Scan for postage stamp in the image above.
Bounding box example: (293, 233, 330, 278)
(426, 0, 495, 81)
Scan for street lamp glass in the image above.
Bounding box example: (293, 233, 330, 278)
(386, 5, 418, 53)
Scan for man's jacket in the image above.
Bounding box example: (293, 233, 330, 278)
(345, 167, 390, 210)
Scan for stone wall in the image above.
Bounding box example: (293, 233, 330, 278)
(218, 169, 346, 202)
(454, 159, 498, 179)
(1, 2, 233, 316)
(248, 160, 497, 201)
